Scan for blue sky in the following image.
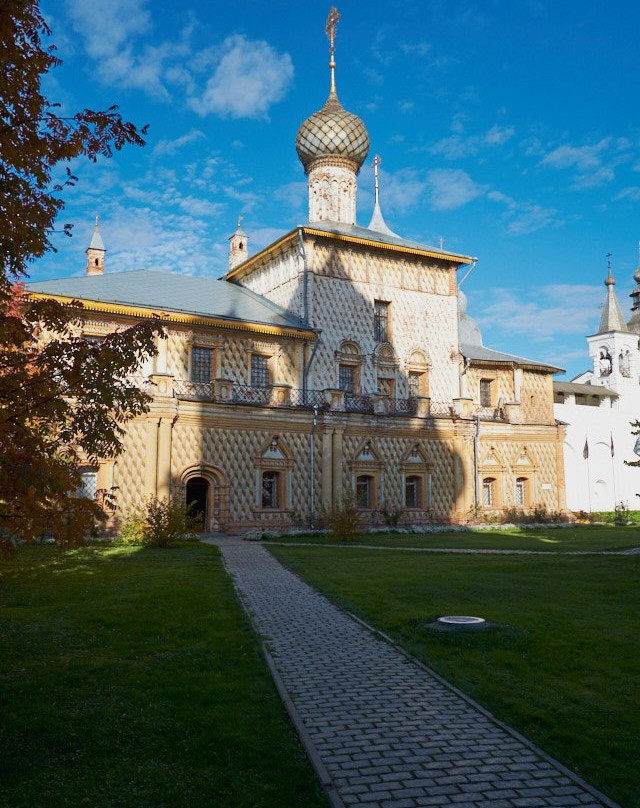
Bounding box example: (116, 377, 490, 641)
(34, 0, 640, 379)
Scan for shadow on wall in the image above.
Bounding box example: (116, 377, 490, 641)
(174, 238, 469, 532)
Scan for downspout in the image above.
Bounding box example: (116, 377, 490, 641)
(309, 404, 319, 528)
(297, 226, 309, 325)
(474, 415, 480, 517)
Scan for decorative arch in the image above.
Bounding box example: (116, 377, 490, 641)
(177, 464, 230, 532)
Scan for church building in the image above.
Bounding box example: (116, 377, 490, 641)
(28, 11, 567, 532)
(554, 259, 640, 512)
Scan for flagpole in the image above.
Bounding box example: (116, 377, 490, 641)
(584, 437, 591, 513)
(611, 433, 617, 512)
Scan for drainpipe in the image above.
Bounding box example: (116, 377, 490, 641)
(310, 404, 319, 527)
(473, 415, 480, 516)
(297, 226, 309, 325)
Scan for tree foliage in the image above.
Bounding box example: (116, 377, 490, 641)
(0, 2, 160, 550)
(0, 1, 147, 284)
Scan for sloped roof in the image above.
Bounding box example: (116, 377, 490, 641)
(27, 270, 312, 333)
(305, 221, 475, 263)
(461, 342, 563, 373)
(598, 274, 629, 334)
(553, 381, 618, 398)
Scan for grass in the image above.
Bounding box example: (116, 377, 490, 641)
(0, 544, 328, 808)
(270, 523, 640, 552)
(269, 543, 640, 808)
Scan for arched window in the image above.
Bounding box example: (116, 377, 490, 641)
(261, 471, 280, 509)
(482, 477, 496, 507)
(515, 477, 528, 506)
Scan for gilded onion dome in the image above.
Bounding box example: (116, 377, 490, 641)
(295, 7, 369, 173)
(296, 90, 370, 172)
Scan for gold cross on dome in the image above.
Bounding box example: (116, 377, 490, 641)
(325, 7, 340, 47)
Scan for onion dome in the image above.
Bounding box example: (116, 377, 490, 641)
(627, 244, 640, 332)
(296, 90, 370, 172)
(458, 289, 484, 346)
(295, 7, 369, 173)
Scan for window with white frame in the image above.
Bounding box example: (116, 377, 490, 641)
(76, 467, 98, 499)
(515, 477, 527, 506)
(482, 477, 495, 507)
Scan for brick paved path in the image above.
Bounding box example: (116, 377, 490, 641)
(217, 539, 618, 808)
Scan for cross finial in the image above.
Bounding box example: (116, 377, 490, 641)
(605, 252, 615, 285)
(237, 215, 244, 230)
(439, 236, 445, 250)
(95, 215, 99, 227)
(325, 7, 340, 96)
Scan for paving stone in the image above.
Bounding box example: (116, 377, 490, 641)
(218, 541, 619, 808)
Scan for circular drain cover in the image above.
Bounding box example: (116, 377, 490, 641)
(437, 615, 486, 626)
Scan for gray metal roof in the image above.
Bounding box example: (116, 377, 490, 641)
(598, 274, 630, 334)
(27, 270, 312, 332)
(460, 342, 563, 372)
(553, 381, 618, 398)
(88, 224, 105, 251)
(306, 221, 475, 262)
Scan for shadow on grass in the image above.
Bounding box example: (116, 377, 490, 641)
(0, 543, 328, 808)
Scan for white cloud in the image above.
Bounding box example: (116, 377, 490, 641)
(188, 35, 293, 119)
(507, 204, 559, 235)
(484, 125, 515, 146)
(427, 169, 484, 210)
(377, 168, 428, 212)
(153, 129, 205, 156)
(274, 181, 307, 210)
(474, 285, 601, 342)
(65, 0, 177, 98)
(430, 125, 515, 160)
(541, 139, 611, 171)
(615, 187, 640, 202)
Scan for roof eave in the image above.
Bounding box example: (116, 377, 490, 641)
(27, 291, 316, 340)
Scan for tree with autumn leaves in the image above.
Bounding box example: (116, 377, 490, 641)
(1, 1, 161, 549)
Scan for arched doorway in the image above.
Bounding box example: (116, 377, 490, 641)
(186, 477, 209, 530)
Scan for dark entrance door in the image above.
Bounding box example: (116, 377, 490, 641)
(186, 477, 209, 530)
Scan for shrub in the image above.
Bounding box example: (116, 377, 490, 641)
(381, 506, 403, 527)
(328, 496, 360, 541)
(118, 497, 197, 547)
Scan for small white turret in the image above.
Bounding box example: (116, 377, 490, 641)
(86, 216, 106, 275)
(228, 217, 248, 271)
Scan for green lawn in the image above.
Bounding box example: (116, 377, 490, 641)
(270, 523, 640, 552)
(269, 544, 640, 808)
(0, 544, 327, 808)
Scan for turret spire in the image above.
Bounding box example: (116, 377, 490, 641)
(228, 215, 248, 271)
(367, 155, 398, 237)
(86, 216, 106, 275)
(598, 254, 628, 334)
